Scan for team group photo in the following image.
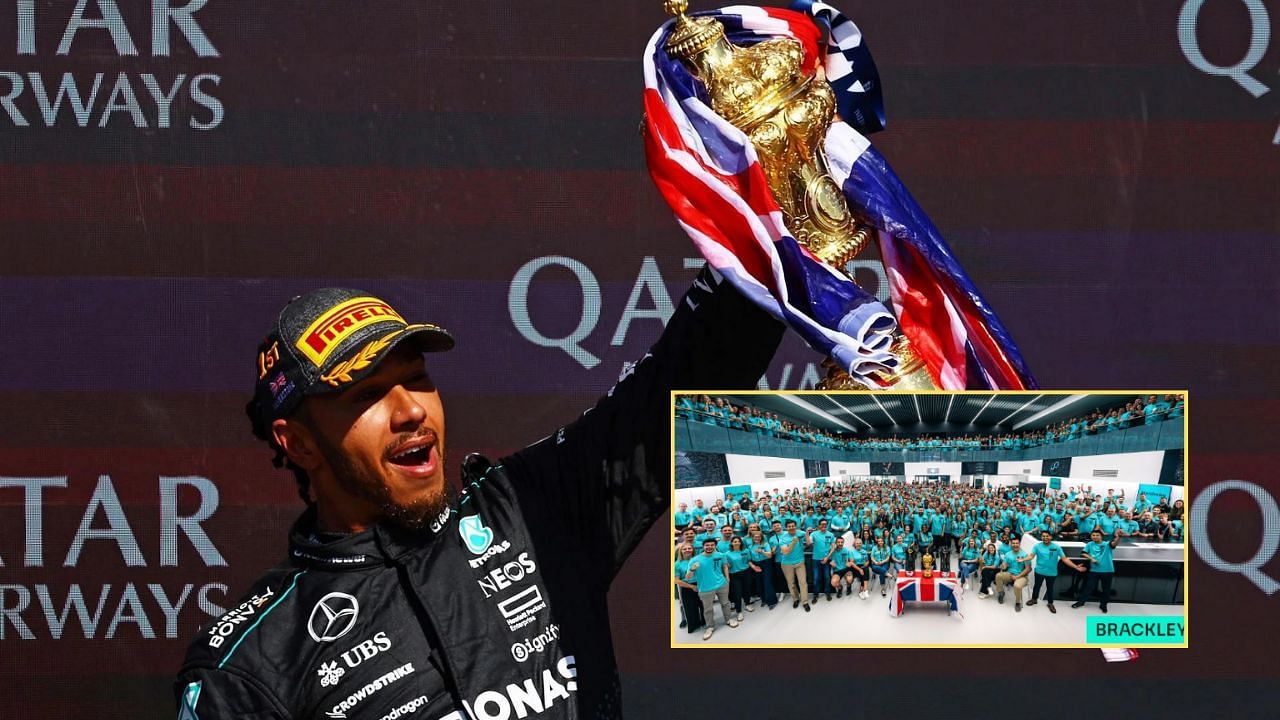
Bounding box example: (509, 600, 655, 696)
(671, 392, 1187, 646)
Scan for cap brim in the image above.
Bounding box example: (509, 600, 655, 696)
(307, 323, 455, 395)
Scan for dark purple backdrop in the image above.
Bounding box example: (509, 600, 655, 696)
(0, 1, 1278, 717)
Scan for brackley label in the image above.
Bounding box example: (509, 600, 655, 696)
(1086, 616, 1186, 644)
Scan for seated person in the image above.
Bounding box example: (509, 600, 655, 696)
(994, 537, 1034, 612)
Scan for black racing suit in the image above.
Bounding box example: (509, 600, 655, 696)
(174, 269, 783, 720)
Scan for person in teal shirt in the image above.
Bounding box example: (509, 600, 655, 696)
(686, 539, 736, 639)
(673, 543, 704, 634)
(674, 502, 694, 531)
(724, 536, 753, 621)
(1119, 511, 1140, 538)
(1143, 394, 1169, 425)
(929, 513, 950, 571)
(1027, 530, 1083, 613)
(829, 509, 850, 534)
(746, 526, 778, 610)
(869, 536, 893, 597)
(977, 543, 1001, 597)
(716, 524, 735, 553)
(846, 537, 872, 599)
(694, 518, 719, 548)
(828, 536, 855, 598)
(809, 519, 837, 601)
(890, 535, 909, 574)
(1078, 510, 1100, 537)
(777, 520, 811, 611)
(675, 395, 697, 420)
(994, 537, 1034, 611)
(1097, 508, 1119, 536)
(709, 510, 729, 531)
(1133, 494, 1151, 515)
(950, 517, 969, 548)
(915, 527, 933, 564)
(957, 537, 981, 588)
(1016, 509, 1039, 536)
(1073, 528, 1121, 613)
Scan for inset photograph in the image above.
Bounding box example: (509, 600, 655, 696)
(671, 391, 1187, 648)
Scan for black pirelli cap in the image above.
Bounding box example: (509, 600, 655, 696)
(246, 288, 454, 440)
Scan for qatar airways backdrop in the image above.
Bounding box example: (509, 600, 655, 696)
(0, 1, 1278, 717)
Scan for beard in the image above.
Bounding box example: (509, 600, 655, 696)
(314, 429, 451, 533)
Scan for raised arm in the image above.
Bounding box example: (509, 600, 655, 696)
(504, 268, 784, 588)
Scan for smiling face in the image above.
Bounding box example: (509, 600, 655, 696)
(274, 346, 447, 533)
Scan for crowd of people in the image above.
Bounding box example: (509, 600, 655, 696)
(672, 479, 1185, 640)
(676, 394, 1185, 452)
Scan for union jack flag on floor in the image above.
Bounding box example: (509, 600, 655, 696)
(890, 571, 961, 616)
(642, 2, 1036, 389)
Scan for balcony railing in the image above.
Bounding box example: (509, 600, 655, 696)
(674, 416, 1184, 463)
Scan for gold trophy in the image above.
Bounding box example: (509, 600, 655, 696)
(921, 552, 934, 578)
(661, 0, 936, 389)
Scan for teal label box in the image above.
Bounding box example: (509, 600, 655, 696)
(1086, 616, 1185, 644)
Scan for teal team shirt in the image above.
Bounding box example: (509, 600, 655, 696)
(890, 543, 908, 563)
(724, 549, 751, 573)
(1079, 514, 1099, 535)
(931, 517, 947, 537)
(1098, 515, 1118, 535)
(1031, 542, 1065, 576)
(810, 530, 836, 561)
(870, 545, 891, 565)
(849, 547, 870, 566)
(1084, 540, 1116, 573)
(674, 558, 692, 581)
(748, 536, 776, 562)
(687, 552, 728, 592)
(829, 546, 853, 569)
(1002, 549, 1029, 575)
(778, 532, 806, 565)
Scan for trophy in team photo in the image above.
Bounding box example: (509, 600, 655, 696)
(643, 1, 1037, 391)
(921, 552, 934, 578)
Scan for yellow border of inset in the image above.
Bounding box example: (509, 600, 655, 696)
(667, 389, 1190, 650)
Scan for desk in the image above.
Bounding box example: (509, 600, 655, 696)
(890, 571, 960, 617)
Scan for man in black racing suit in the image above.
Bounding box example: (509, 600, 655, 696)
(174, 267, 783, 719)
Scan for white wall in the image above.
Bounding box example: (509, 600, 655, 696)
(1000, 452, 1166, 485)
(1070, 451, 1163, 485)
(998, 461, 1040, 476)
(984, 474, 1037, 489)
(723, 454, 806, 485)
(905, 461, 961, 480)
(828, 461, 871, 477)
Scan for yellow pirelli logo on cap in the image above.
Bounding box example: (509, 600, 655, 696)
(296, 297, 406, 367)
